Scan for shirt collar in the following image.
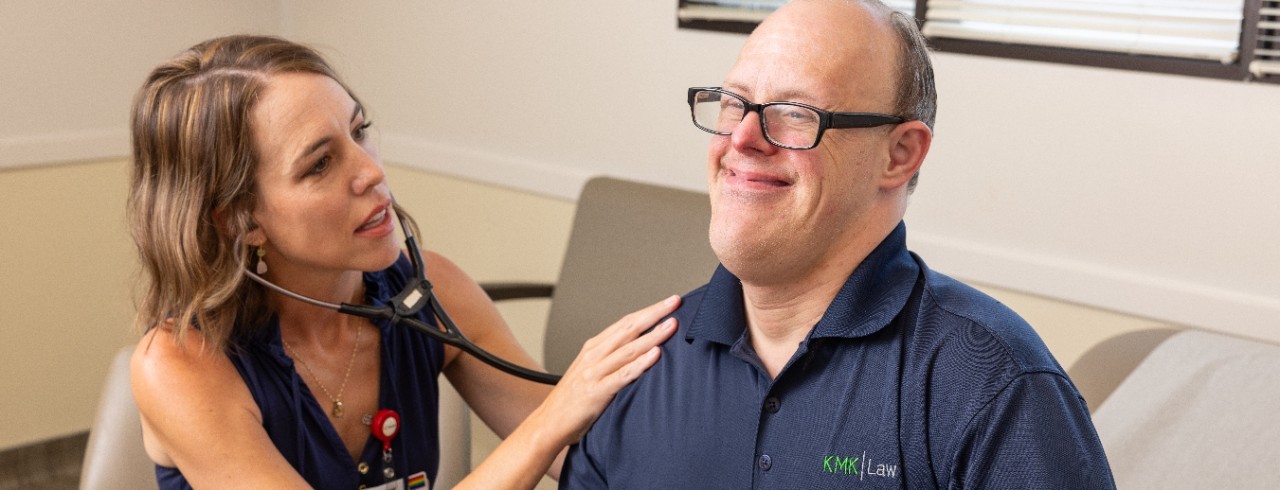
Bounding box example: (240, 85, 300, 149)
(686, 222, 919, 345)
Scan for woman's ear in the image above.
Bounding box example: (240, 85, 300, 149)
(244, 226, 266, 248)
(214, 206, 265, 246)
(880, 120, 931, 191)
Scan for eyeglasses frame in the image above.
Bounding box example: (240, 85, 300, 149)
(687, 87, 907, 150)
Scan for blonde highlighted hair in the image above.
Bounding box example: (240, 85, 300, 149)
(127, 35, 408, 351)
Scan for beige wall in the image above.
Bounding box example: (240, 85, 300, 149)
(0, 160, 138, 448)
(0, 0, 281, 168)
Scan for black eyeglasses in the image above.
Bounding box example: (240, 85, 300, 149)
(687, 87, 906, 150)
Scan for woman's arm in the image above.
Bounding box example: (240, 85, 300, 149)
(455, 298, 677, 489)
(425, 251, 678, 488)
(131, 327, 311, 489)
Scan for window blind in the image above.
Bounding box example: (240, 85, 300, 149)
(1250, 1, 1280, 76)
(678, 0, 915, 24)
(678, 1, 789, 23)
(922, 0, 1246, 63)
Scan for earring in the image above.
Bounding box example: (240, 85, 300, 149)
(256, 246, 268, 275)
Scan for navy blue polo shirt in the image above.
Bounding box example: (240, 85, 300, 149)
(562, 223, 1114, 489)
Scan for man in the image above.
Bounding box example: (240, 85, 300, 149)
(561, 0, 1114, 488)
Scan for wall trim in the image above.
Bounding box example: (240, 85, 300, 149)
(0, 129, 129, 170)
(909, 231, 1280, 342)
(382, 133, 588, 202)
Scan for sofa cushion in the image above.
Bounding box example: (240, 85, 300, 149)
(1092, 330, 1280, 489)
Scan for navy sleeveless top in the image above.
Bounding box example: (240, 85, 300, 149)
(156, 255, 446, 489)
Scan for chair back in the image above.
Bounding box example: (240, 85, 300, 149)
(543, 176, 719, 374)
(1066, 327, 1179, 412)
(80, 345, 157, 490)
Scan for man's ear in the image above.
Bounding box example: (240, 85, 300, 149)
(880, 120, 931, 190)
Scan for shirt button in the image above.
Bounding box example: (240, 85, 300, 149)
(759, 454, 772, 471)
(763, 396, 781, 414)
(357, 462, 369, 474)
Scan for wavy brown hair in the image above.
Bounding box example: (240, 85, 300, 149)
(128, 35, 412, 351)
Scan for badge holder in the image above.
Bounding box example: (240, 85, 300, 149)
(372, 409, 401, 481)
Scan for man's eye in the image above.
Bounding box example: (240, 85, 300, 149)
(786, 108, 817, 122)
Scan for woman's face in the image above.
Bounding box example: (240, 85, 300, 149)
(246, 72, 400, 281)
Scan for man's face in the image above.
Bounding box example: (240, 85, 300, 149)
(707, 0, 901, 285)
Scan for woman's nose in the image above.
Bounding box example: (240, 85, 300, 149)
(351, 148, 386, 194)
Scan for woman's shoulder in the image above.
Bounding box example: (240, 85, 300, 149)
(132, 324, 234, 385)
(132, 324, 258, 411)
(132, 324, 263, 467)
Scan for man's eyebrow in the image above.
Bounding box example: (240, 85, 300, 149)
(721, 83, 819, 105)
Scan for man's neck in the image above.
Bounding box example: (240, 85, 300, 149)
(739, 217, 900, 379)
(741, 243, 873, 379)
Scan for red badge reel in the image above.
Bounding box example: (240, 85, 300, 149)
(371, 409, 400, 480)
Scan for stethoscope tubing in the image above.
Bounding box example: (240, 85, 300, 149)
(241, 204, 561, 385)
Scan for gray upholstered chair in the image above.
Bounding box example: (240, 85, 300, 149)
(79, 345, 156, 490)
(482, 175, 718, 374)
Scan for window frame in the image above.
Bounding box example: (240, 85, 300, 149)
(676, 0, 1278, 84)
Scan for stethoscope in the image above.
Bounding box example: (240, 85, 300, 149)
(243, 202, 561, 385)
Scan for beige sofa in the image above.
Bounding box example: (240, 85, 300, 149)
(1069, 328, 1280, 489)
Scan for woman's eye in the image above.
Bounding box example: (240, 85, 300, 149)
(307, 156, 331, 176)
(354, 121, 373, 141)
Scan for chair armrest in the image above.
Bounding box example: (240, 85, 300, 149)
(480, 282, 555, 302)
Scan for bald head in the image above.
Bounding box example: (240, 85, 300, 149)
(734, 0, 935, 131)
(727, 0, 899, 116)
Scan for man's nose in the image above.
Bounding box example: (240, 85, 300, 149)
(730, 111, 779, 155)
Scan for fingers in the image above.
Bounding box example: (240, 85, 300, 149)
(596, 319, 676, 390)
(580, 295, 681, 358)
(536, 298, 681, 446)
(567, 315, 676, 394)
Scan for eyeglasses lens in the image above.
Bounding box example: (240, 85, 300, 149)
(692, 91, 738, 133)
(762, 104, 820, 148)
(691, 90, 820, 149)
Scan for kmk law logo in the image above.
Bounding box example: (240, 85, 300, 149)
(822, 451, 899, 481)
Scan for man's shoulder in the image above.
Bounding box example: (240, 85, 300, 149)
(914, 266, 1061, 374)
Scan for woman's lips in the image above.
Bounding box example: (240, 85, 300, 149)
(356, 206, 390, 233)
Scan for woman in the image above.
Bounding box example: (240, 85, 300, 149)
(127, 35, 677, 489)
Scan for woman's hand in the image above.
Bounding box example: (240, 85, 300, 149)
(456, 295, 680, 489)
(535, 294, 681, 445)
